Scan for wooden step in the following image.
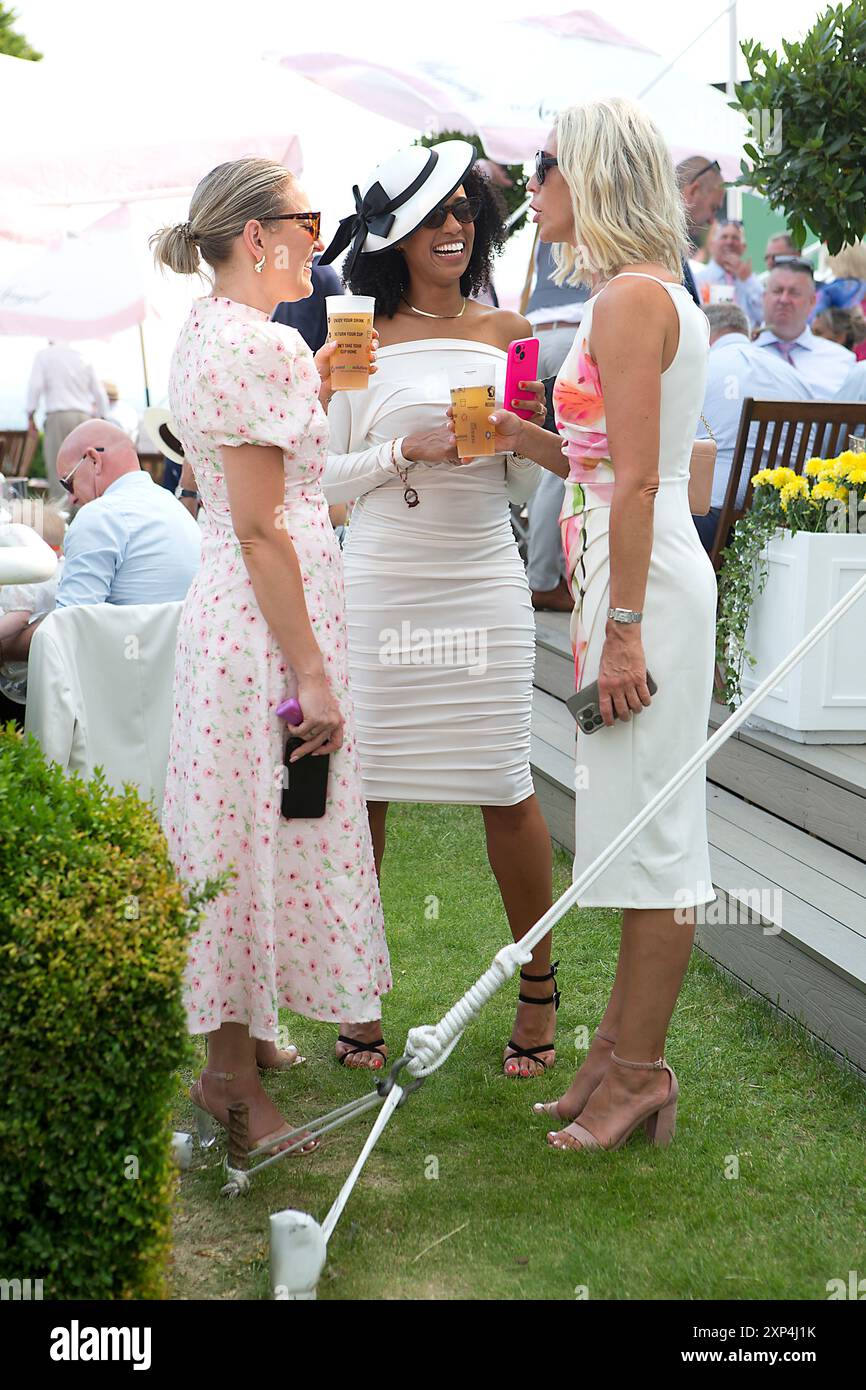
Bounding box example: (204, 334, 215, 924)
(533, 611, 573, 701)
(708, 702, 866, 864)
(530, 682, 866, 1076)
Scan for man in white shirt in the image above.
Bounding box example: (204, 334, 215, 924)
(694, 219, 765, 328)
(835, 361, 866, 402)
(754, 261, 855, 397)
(103, 380, 140, 440)
(694, 302, 813, 553)
(2, 419, 200, 666)
(26, 341, 110, 503)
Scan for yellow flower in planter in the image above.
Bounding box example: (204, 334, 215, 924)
(779, 476, 811, 510)
(811, 478, 848, 502)
(752, 466, 798, 492)
(804, 457, 825, 477)
(848, 465, 866, 486)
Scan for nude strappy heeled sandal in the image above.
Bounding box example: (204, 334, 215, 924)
(190, 1067, 318, 1156)
(532, 1027, 616, 1119)
(546, 1052, 679, 1152)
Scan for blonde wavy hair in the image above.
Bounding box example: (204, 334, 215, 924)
(551, 98, 688, 288)
(149, 157, 295, 278)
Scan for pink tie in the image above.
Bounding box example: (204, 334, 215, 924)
(774, 340, 797, 367)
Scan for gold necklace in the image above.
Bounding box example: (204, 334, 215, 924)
(402, 295, 467, 319)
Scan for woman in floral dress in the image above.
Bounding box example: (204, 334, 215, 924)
(152, 158, 390, 1153)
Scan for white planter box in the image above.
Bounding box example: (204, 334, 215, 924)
(739, 530, 866, 743)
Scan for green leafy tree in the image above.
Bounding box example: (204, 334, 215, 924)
(733, 1, 866, 253)
(415, 130, 529, 238)
(0, 4, 42, 60)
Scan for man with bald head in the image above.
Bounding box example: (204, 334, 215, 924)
(676, 155, 726, 303)
(3, 419, 200, 663)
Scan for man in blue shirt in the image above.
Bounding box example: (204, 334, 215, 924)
(694, 302, 812, 553)
(754, 261, 855, 397)
(3, 419, 200, 662)
(695, 219, 765, 328)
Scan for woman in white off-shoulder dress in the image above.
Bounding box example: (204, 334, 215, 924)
(320, 141, 562, 1077)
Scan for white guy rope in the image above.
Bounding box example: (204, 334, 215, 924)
(404, 567, 866, 1078)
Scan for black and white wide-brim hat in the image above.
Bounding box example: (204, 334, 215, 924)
(319, 140, 477, 280)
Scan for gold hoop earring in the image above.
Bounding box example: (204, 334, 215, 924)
(254, 252, 266, 274)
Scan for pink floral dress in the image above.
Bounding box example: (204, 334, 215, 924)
(162, 295, 391, 1039)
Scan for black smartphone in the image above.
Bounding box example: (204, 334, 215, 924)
(281, 737, 330, 818)
(566, 671, 658, 735)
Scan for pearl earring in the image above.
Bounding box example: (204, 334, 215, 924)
(254, 252, 265, 274)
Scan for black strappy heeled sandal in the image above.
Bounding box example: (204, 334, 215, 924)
(335, 1033, 388, 1070)
(503, 960, 561, 1077)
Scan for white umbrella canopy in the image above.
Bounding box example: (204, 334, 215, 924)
(275, 6, 747, 176)
(0, 204, 145, 339)
(0, 52, 303, 211)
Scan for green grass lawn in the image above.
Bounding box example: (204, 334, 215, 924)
(171, 803, 866, 1301)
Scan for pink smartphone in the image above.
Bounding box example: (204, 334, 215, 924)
(503, 337, 541, 421)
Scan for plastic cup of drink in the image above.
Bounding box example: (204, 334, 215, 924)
(326, 295, 375, 391)
(449, 366, 497, 459)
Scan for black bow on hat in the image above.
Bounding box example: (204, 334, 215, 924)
(319, 148, 440, 279)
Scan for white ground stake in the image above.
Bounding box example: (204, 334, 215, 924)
(265, 567, 866, 1296)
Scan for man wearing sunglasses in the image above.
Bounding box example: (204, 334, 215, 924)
(675, 156, 726, 304)
(1, 419, 201, 667)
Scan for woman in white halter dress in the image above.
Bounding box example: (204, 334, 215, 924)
(484, 102, 717, 1153)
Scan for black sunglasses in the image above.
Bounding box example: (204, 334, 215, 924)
(535, 151, 559, 185)
(260, 210, 321, 240)
(770, 255, 814, 273)
(420, 196, 482, 230)
(60, 446, 103, 493)
(690, 159, 722, 182)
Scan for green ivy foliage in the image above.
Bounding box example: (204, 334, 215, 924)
(0, 726, 229, 1299)
(733, 2, 866, 253)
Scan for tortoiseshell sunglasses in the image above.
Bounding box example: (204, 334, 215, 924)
(261, 211, 321, 240)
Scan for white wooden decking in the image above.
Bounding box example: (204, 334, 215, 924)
(531, 611, 866, 1077)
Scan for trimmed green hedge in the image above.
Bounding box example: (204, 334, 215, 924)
(0, 724, 226, 1299)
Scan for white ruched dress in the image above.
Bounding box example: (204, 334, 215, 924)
(323, 338, 541, 805)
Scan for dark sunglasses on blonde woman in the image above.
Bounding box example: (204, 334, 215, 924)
(420, 196, 481, 230)
(534, 151, 559, 185)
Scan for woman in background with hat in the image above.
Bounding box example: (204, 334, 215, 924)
(320, 142, 559, 1078)
(151, 156, 391, 1153)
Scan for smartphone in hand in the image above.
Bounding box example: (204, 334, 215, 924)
(566, 672, 658, 734)
(503, 338, 541, 420)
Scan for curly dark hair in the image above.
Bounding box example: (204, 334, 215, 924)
(343, 166, 508, 317)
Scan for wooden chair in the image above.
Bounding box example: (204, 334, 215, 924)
(709, 399, 866, 571)
(0, 429, 39, 482)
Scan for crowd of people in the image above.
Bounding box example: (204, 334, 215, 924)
(3, 96, 866, 1158)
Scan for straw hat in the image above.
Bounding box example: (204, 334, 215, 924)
(141, 407, 185, 466)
